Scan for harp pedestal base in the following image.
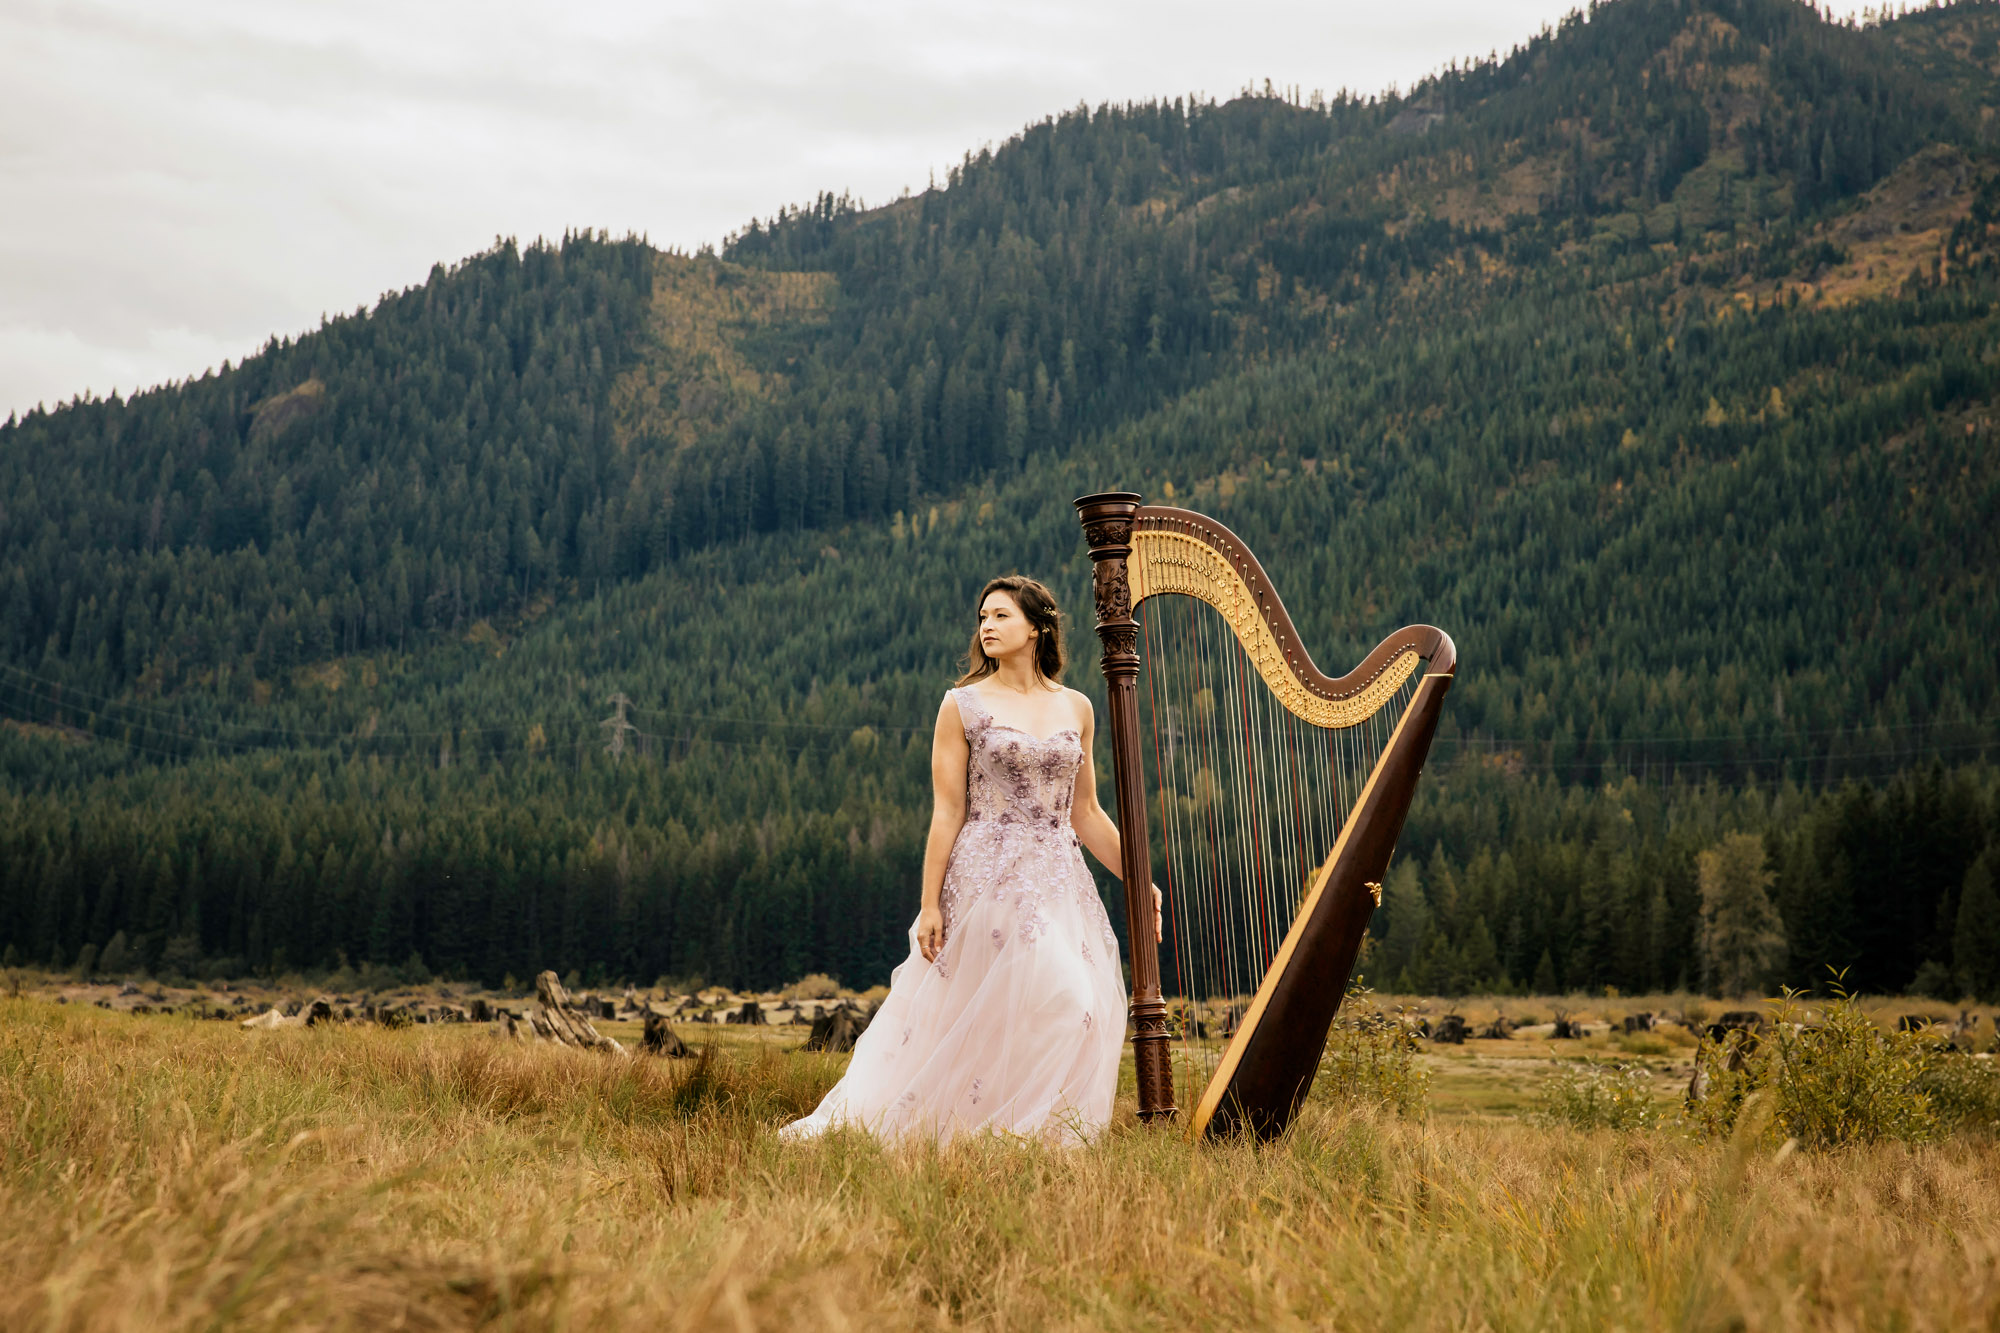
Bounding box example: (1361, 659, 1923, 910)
(1132, 1004, 1178, 1123)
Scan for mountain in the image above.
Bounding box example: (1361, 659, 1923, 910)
(1, 0, 1997, 997)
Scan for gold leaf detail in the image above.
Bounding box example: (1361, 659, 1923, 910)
(1129, 529, 1419, 728)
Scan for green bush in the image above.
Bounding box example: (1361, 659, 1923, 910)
(1540, 1060, 1661, 1130)
(1916, 1055, 2000, 1135)
(1315, 989, 1431, 1118)
(1686, 983, 1940, 1149)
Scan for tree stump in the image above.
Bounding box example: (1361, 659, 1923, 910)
(531, 970, 627, 1055)
(803, 1004, 864, 1052)
(641, 1006, 691, 1057)
(725, 1001, 766, 1026)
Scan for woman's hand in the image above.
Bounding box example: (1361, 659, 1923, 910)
(917, 905, 945, 963)
(1153, 883, 1164, 939)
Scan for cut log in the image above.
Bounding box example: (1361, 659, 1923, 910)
(531, 970, 627, 1055)
(641, 1006, 691, 1057)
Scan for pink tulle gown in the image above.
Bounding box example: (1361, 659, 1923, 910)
(781, 686, 1128, 1145)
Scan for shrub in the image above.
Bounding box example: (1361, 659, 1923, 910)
(1315, 988, 1431, 1118)
(1916, 1055, 2000, 1135)
(1540, 1060, 1661, 1130)
(1686, 982, 1940, 1149)
(783, 973, 844, 1001)
(357, 960, 402, 993)
(156, 933, 203, 983)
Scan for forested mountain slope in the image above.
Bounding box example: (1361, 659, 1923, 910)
(1, 0, 1996, 997)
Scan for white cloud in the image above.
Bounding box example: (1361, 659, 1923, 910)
(0, 0, 1881, 418)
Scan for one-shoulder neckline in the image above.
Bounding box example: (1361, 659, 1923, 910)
(954, 685, 1081, 745)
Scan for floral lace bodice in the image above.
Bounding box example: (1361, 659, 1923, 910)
(941, 686, 1115, 957)
(954, 686, 1082, 831)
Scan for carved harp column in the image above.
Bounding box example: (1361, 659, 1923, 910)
(1076, 491, 1457, 1138)
(1076, 491, 1177, 1122)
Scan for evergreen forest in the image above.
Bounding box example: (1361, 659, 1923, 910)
(2, 0, 1998, 999)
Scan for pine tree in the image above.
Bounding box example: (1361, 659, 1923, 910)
(98, 929, 131, 977)
(1697, 833, 1788, 997)
(1955, 851, 2000, 1003)
(1532, 947, 1559, 995)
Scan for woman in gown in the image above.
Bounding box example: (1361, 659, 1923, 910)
(781, 575, 1155, 1146)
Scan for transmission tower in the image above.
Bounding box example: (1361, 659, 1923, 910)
(601, 692, 637, 760)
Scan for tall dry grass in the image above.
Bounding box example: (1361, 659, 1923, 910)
(4, 998, 2000, 1331)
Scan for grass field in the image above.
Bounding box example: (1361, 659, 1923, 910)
(4, 993, 1999, 1331)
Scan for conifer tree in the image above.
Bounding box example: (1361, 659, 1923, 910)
(1955, 851, 2000, 1002)
(1697, 833, 1789, 997)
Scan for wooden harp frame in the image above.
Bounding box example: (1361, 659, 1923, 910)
(1075, 492, 1457, 1138)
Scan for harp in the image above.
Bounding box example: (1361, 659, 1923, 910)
(1076, 492, 1456, 1139)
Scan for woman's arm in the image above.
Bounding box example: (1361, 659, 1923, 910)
(916, 696, 971, 963)
(1069, 694, 1163, 935)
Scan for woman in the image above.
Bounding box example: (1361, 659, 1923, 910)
(781, 575, 1153, 1145)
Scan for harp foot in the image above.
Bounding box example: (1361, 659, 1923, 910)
(1133, 1008, 1178, 1122)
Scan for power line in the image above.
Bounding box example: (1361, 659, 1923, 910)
(0, 656, 1994, 775)
(0, 658, 931, 744)
(0, 660, 528, 742)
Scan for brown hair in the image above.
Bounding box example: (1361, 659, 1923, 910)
(955, 575, 1066, 686)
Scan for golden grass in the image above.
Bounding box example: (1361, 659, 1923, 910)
(5, 998, 2000, 1331)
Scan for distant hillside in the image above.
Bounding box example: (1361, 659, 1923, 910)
(1, 0, 1996, 996)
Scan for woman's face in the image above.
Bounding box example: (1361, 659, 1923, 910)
(978, 590, 1037, 664)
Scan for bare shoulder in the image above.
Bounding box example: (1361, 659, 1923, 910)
(1063, 686, 1094, 730)
(936, 691, 964, 726)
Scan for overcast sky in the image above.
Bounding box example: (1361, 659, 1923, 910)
(1, 0, 1880, 420)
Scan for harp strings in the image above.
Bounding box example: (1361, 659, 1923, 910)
(1139, 595, 1421, 1110)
